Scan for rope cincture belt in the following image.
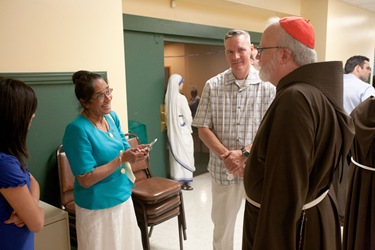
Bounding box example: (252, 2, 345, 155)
(246, 189, 330, 210)
(351, 157, 375, 172)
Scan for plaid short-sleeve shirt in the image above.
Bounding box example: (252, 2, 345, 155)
(192, 66, 275, 185)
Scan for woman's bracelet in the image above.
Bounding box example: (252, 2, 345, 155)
(118, 150, 123, 166)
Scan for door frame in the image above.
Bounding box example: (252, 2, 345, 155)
(123, 14, 261, 178)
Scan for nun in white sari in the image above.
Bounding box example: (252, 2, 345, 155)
(165, 74, 195, 190)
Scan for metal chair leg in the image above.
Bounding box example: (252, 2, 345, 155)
(178, 215, 183, 250)
(148, 226, 154, 237)
(179, 192, 187, 240)
(133, 200, 151, 250)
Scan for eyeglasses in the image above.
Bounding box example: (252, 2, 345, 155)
(256, 46, 283, 56)
(91, 88, 113, 101)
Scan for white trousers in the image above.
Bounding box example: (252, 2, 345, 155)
(75, 197, 142, 250)
(211, 178, 245, 250)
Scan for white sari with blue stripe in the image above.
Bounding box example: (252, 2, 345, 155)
(165, 74, 195, 182)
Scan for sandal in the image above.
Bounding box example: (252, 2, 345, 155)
(181, 183, 193, 191)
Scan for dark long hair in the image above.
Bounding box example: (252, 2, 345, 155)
(0, 77, 38, 171)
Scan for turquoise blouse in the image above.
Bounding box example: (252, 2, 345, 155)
(62, 111, 133, 210)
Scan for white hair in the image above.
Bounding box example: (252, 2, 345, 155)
(265, 17, 317, 65)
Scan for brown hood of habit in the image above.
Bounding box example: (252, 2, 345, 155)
(279, 61, 355, 176)
(279, 61, 344, 111)
(350, 97, 375, 165)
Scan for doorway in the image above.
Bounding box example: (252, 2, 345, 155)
(164, 42, 227, 175)
(123, 14, 261, 178)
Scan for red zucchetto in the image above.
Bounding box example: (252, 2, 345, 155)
(280, 16, 315, 49)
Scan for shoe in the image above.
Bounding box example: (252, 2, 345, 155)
(181, 183, 193, 191)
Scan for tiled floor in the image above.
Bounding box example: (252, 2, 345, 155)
(149, 172, 245, 250)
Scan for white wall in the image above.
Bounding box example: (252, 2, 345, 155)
(164, 43, 187, 82)
(326, 0, 375, 65)
(124, 0, 375, 75)
(1, 0, 374, 121)
(0, 0, 129, 129)
(122, 0, 288, 33)
(164, 43, 228, 98)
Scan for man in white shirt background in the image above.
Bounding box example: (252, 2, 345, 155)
(343, 55, 374, 115)
(336, 55, 375, 225)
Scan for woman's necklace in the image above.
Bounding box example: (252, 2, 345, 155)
(84, 111, 114, 139)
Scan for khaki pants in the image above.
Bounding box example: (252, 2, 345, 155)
(211, 178, 245, 250)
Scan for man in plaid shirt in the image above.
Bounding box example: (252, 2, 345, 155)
(192, 29, 275, 250)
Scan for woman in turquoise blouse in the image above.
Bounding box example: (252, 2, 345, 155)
(63, 70, 148, 250)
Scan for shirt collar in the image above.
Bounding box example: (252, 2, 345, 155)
(225, 65, 261, 86)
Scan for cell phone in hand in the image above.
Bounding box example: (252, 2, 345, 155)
(149, 138, 158, 148)
(142, 139, 157, 153)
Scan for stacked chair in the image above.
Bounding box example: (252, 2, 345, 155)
(126, 133, 187, 250)
(56, 145, 77, 247)
(56, 133, 187, 250)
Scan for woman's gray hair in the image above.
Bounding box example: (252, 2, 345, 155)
(266, 17, 317, 65)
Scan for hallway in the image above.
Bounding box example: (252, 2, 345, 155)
(150, 172, 245, 250)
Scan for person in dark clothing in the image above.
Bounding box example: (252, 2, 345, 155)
(242, 16, 354, 250)
(343, 96, 375, 250)
(189, 87, 200, 118)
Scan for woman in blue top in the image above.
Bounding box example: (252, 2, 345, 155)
(63, 70, 148, 250)
(0, 77, 45, 250)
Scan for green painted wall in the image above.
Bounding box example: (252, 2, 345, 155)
(123, 14, 262, 44)
(122, 14, 262, 178)
(124, 31, 169, 177)
(0, 72, 105, 206)
(0, 15, 261, 205)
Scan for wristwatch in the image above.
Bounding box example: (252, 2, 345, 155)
(241, 147, 250, 157)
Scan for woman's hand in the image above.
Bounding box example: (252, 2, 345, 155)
(120, 147, 149, 163)
(137, 144, 151, 153)
(0, 184, 44, 232)
(4, 211, 26, 227)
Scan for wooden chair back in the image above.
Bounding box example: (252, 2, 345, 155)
(125, 133, 187, 250)
(56, 145, 75, 213)
(125, 133, 152, 181)
(56, 145, 77, 247)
